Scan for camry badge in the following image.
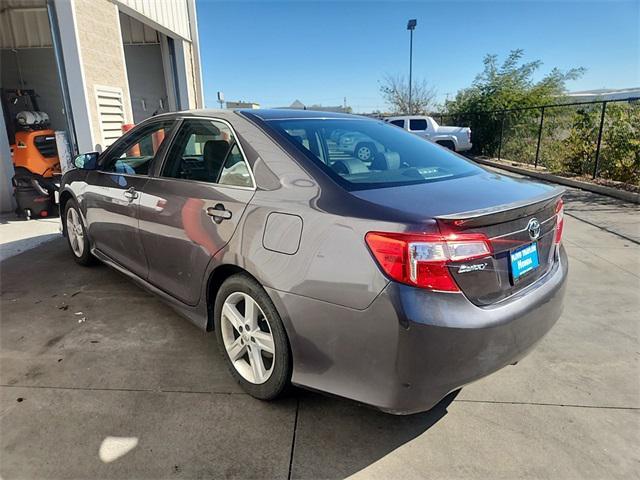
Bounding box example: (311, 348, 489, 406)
(458, 263, 487, 273)
(527, 218, 541, 241)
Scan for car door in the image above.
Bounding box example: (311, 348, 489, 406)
(84, 119, 176, 278)
(137, 118, 255, 305)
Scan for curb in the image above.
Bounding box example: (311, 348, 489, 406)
(473, 158, 640, 204)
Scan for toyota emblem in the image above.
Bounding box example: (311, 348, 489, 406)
(527, 218, 541, 241)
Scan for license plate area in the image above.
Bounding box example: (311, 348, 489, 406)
(510, 242, 539, 282)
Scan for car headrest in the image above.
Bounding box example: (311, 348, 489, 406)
(203, 140, 231, 180)
(331, 158, 369, 175)
(371, 151, 401, 171)
(290, 135, 306, 147)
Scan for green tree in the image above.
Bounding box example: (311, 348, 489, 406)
(445, 49, 584, 156)
(597, 102, 640, 185)
(561, 108, 599, 176)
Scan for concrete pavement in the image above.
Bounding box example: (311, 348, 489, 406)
(0, 214, 60, 262)
(0, 192, 638, 479)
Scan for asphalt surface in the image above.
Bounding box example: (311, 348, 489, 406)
(0, 191, 638, 479)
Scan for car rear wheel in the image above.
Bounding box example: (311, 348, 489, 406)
(64, 199, 95, 266)
(436, 140, 456, 151)
(214, 274, 291, 399)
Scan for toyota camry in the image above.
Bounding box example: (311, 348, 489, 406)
(59, 109, 567, 414)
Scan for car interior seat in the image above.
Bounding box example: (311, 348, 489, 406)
(371, 151, 401, 171)
(203, 140, 232, 181)
(330, 158, 370, 175)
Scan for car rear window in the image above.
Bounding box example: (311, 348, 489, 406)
(266, 118, 481, 190)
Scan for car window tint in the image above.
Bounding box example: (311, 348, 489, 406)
(268, 118, 482, 190)
(409, 119, 428, 131)
(102, 120, 175, 175)
(390, 120, 404, 127)
(281, 127, 324, 159)
(162, 119, 252, 187)
(218, 144, 253, 187)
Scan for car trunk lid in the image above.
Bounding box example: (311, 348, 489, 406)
(352, 170, 564, 305)
(436, 193, 561, 305)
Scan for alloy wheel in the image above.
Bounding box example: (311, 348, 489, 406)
(220, 291, 275, 384)
(357, 146, 372, 161)
(66, 207, 85, 257)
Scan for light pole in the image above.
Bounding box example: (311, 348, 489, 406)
(407, 19, 417, 114)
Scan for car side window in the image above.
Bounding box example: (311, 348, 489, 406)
(218, 144, 253, 187)
(409, 119, 428, 131)
(161, 119, 253, 187)
(101, 121, 175, 175)
(390, 120, 405, 128)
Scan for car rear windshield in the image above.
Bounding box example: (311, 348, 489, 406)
(266, 118, 481, 190)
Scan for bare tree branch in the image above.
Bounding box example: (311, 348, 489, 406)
(380, 74, 437, 115)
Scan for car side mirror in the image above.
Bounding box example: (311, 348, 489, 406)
(74, 152, 99, 170)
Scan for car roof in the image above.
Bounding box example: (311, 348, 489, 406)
(159, 108, 239, 119)
(143, 108, 374, 126)
(162, 108, 366, 121)
(385, 115, 429, 120)
(239, 109, 360, 121)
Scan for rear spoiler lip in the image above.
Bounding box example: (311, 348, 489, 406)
(436, 187, 565, 227)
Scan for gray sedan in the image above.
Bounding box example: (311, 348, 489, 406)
(59, 109, 567, 414)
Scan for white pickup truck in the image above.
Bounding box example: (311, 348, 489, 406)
(385, 116, 472, 152)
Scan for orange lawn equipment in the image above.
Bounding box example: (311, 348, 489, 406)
(11, 129, 61, 178)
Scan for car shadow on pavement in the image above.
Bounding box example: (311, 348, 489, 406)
(1, 238, 459, 479)
(289, 388, 460, 479)
(0, 234, 60, 262)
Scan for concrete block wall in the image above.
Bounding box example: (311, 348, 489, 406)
(74, 0, 133, 151)
(183, 41, 198, 109)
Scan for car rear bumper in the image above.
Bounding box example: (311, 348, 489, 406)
(267, 245, 568, 415)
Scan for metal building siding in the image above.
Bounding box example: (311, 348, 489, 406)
(115, 0, 191, 41)
(119, 12, 160, 45)
(0, 0, 192, 48)
(0, 1, 52, 49)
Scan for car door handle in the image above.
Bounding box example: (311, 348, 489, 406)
(123, 187, 139, 201)
(207, 204, 232, 223)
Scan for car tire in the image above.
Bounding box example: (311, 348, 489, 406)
(437, 140, 456, 151)
(355, 142, 376, 162)
(64, 199, 95, 266)
(214, 273, 291, 400)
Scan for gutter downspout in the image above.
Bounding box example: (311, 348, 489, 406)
(46, 0, 78, 155)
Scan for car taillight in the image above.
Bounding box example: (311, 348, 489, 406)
(555, 198, 564, 244)
(365, 232, 492, 292)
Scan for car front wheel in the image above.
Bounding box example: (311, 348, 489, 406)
(355, 142, 376, 162)
(214, 274, 291, 399)
(64, 199, 95, 266)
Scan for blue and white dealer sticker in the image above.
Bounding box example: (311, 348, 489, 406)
(510, 242, 539, 280)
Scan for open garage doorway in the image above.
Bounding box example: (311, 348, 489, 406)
(0, 1, 67, 145)
(0, 0, 72, 216)
(119, 12, 173, 124)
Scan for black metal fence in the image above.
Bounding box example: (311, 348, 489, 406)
(435, 98, 640, 186)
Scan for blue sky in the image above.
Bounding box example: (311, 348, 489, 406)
(196, 0, 639, 112)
